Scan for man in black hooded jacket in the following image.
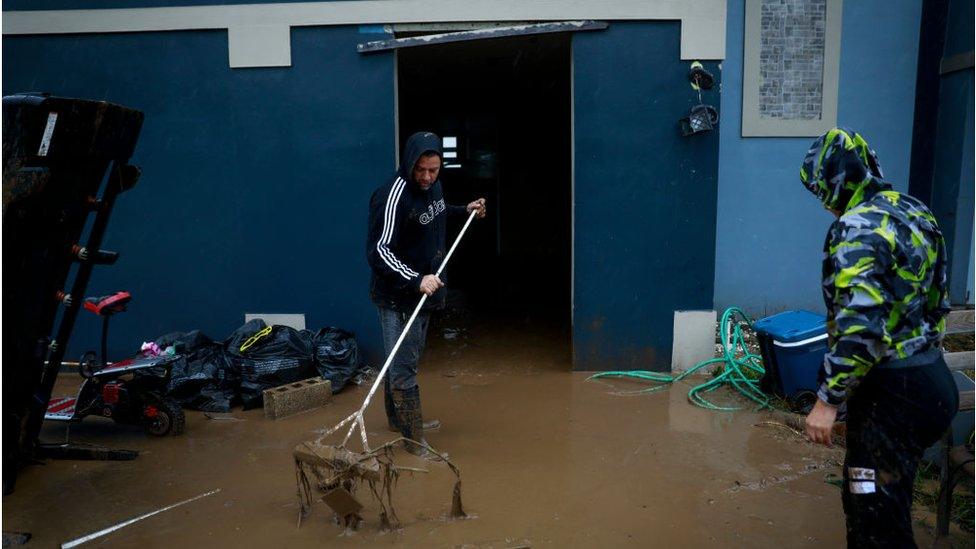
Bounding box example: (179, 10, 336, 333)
(367, 131, 485, 457)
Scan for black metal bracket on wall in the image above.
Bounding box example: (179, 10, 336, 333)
(357, 20, 608, 53)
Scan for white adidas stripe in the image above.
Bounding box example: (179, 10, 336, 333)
(380, 178, 402, 250)
(376, 177, 418, 279)
(378, 179, 411, 278)
(381, 178, 418, 277)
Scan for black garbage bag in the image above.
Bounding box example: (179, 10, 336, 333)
(181, 385, 235, 413)
(309, 327, 362, 393)
(165, 345, 237, 412)
(152, 329, 214, 355)
(223, 319, 269, 353)
(133, 329, 237, 412)
(226, 324, 316, 409)
(134, 321, 360, 412)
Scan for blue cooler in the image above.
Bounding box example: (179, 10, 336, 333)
(752, 310, 828, 408)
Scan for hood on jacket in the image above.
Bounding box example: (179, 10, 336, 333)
(398, 131, 443, 186)
(800, 127, 889, 212)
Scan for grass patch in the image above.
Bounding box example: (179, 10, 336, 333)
(914, 460, 975, 533)
(943, 333, 974, 353)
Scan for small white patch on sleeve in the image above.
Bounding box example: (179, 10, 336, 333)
(850, 481, 876, 494)
(849, 467, 876, 481)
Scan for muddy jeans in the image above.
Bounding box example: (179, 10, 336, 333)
(842, 356, 958, 548)
(377, 306, 430, 390)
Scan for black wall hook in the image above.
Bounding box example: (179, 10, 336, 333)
(689, 64, 715, 90)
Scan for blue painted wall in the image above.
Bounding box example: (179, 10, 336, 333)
(5, 1, 944, 370)
(573, 22, 720, 371)
(714, 0, 923, 316)
(3, 26, 395, 360)
(4, 15, 723, 373)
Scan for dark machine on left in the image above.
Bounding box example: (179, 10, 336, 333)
(2, 93, 149, 494)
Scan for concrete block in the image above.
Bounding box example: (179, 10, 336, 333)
(264, 377, 331, 420)
(671, 310, 717, 374)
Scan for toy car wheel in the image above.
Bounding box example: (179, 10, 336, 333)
(144, 398, 185, 436)
(78, 351, 100, 379)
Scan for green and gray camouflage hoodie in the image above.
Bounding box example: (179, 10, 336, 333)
(800, 128, 950, 406)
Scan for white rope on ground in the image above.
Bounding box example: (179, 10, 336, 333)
(61, 488, 220, 548)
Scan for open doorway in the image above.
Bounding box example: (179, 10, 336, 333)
(397, 32, 572, 360)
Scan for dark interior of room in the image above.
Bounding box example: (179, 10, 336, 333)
(398, 33, 572, 349)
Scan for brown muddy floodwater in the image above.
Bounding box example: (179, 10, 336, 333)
(2, 325, 958, 547)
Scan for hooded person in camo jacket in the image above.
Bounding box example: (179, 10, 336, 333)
(800, 127, 958, 547)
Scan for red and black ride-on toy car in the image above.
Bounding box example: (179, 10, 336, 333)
(45, 291, 185, 436)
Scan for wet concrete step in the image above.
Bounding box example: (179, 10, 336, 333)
(946, 309, 974, 335)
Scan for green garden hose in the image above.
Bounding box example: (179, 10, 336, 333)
(587, 307, 769, 411)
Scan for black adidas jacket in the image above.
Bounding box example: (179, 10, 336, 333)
(367, 132, 467, 312)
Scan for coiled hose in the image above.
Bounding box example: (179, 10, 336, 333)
(587, 307, 769, 410)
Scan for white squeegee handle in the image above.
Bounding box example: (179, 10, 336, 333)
(354, 209, 478, 424)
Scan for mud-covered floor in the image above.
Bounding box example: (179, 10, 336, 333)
(3, 323, 967, 547)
